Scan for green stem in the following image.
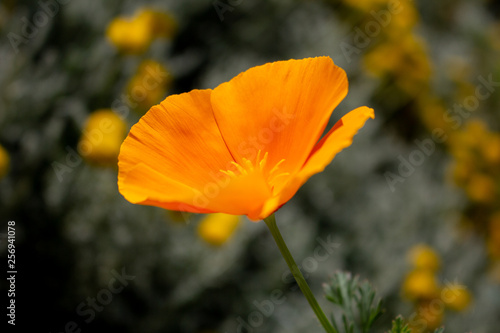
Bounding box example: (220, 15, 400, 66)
(263, 214, 337, 333)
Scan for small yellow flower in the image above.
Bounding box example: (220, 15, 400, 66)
(341, 0, 388, 12)
(487, 238, 500, 260)
(490, 261, 500, 283)
(197, 213, 241, 246)
(363, 35, 431, 95)
(106, 16, 154, 54)
(481, 133, 500, 165)
(417, 97, 450, 135)
(385, 1, 419, 39)
(78, 109, 127, 167)
(441, 284, 471, 311)
(487, 212, 500, 259)
(403, 269, 440, 300)
(462, 120, 488, 147)
(447, 139, 474, 162)
(408, 244, 441, 272)
(450, 160, 473, 186)
(488, 22, 500, 51)
(363, 42, 401, 78)
(127, 60, 172, 113)
(394, 37, 432, 95)
(455, 81, 477, 106)
(412, 301, 444, 331)
(489, 212, 500, 239)
(106, 9, 177, 54)
(136, 9, 177, 40)
(465, 173, 496, 204)
(0, 144, 9, 179)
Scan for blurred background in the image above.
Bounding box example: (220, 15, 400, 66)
(1, 0, 500, 332)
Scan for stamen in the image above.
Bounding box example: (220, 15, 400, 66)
(269, 158, 286, 176)
(242, 158, 254, 172)
(255, 150, 262, 165)
(220, 170, 236, 178)
(259, 152, 269, 170)
(271, 172, 290, 183)
(220, 152, 289, 189)
(230, 161, 247, 175)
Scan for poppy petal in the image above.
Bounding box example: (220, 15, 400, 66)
(120, 162, 213, 213)
(299, 106, 375, 179)
(118, 89, 235, 210)
(259, 106, 374, 218)
(202, 169, 272, 218)
(210, 56, 348, 176)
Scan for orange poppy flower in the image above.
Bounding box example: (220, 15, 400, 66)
(118, 57, 374, 220)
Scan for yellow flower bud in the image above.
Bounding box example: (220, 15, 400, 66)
(363, 35, 431, 96)
(385, 1, 419, 39)
(465, 119, 488, 141)
(408, 244, 441, 272)
(487, 212, 500, 259)
(417, 98, 450, 134)
(341, 0, 388, 12)
(481, 134, 500, 165)
(127, 60, 172, 113)
(106, 8, 177, 54)
(78, 110, 127, 167)
(465, 173, 496, 204)
(403, 269, 440, 301)
(450, 160, 473, 186)
(197, 213, 240, 246)
(489, 22, 500, 51)
(487, 238, 500, 260)
(411, 301, 444, 331)
(0, 144, 9, 179)
(441, 284, 471, 311)
(490, 212, 500, 240)
(136, 9, 177, 40)
(490, 261, 500, 283)
(106, 16, 153, 54)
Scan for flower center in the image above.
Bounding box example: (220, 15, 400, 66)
(220, 150, 290, 193)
